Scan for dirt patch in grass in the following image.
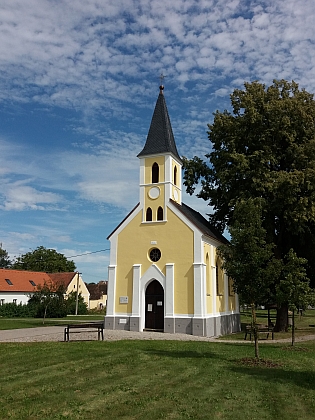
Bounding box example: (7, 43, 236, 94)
(281, 346, 311, 352)
(238, 357, 283, 368)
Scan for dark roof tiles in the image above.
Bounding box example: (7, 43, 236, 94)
(170, 200, 229, 244)
(137, 91, 181, 162)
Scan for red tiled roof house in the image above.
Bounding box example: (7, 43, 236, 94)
(0, 269, 90, 306)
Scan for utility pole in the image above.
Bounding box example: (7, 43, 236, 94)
(75, 271, 81, 315)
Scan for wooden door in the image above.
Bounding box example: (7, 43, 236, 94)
(145, 280, 164, 331)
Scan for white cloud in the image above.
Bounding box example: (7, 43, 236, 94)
(0, 0, 314, 114)
(0, 183, 62, 211)
(0, 0, 315, 281)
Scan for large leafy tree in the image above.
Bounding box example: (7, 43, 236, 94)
(219, 199, 313, 354)
(183, 80, 315, 331)
(218, 199, 277, 358)
(0, 247, 11, 268)
(12, 246, 76, 273)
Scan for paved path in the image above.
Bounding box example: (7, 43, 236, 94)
(0, 326, 314, 344)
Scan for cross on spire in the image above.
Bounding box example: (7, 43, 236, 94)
(159, 73, 166, 94)
(159, 73, 166, 84)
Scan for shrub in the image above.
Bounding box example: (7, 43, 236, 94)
(0, 302, 37, 318)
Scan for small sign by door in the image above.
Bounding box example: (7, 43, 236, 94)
(157, 301, 163, 306)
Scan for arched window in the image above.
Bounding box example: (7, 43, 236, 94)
(228, 277, 234, 296)
(216, 261, 220, 296)
(152, 162, 159, 183)
(146, 207, 152, 221)
(157, 206, 163, 221)
(174, 166, 177, 185)
(206, 253, 210, 296)
(216, 258, 223, 296)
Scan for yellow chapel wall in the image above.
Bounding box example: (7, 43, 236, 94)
(144, 184, 165, 220)
(213, 250, 237, 312)
(115, 207, 194, 315)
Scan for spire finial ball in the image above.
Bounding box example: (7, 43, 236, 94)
(159, 85, 164, 94)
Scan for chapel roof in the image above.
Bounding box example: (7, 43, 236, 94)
(137, 86, 182, 162)
(170, 200, 229, 244)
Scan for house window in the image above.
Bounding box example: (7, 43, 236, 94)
(152, 162, 159, 183)
(174, 166, 177, 185)
(146, 207, 152, 221)
(149, 248, 161, 262)
(5, 279, 13, 285)
(29, 280, 36, 287)
(157, 206, 163, 221)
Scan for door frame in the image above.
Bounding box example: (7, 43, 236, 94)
(145, 279, 164, 330)
(138, 264, 166, 332)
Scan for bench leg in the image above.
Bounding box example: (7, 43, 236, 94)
(97, 328, 104, 341)
(64, 327, 70, 342)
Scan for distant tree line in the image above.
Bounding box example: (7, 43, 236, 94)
(0, 246, 76, 272)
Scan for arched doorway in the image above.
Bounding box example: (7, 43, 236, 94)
(145, 280, 164, 331)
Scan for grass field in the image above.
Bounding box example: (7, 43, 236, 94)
(222, 308, 315, 340)
(0, 315, 105, 330)
(0, 339, 315, 419)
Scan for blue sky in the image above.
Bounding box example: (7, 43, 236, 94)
(0, 0, 314, 283)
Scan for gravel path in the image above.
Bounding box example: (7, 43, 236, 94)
(0, 326, 314, 344)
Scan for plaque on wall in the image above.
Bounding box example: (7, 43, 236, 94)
(119, 296, 128, 304)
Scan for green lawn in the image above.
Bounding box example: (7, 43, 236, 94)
(0, 340, 314, 419)
(222, 308, 315, 340)
(0, 315, 105, 330)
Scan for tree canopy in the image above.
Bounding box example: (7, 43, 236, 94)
(183, 80, 315, 330)
(0, 247, 11, 268)
(12, 246, 76, 273)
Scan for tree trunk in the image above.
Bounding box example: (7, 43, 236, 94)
(291, 309, 295, 346)
(43, 305, 48, 325)
(274, 304, 288, 332)
(251, 303, 259, 359)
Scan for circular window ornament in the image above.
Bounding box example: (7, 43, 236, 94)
(149, 248, 161, 262)
(173, 189, 178, 201)
(148, 187, 160, 199)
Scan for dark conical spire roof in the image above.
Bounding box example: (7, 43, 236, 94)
(137, 86, 182, 162)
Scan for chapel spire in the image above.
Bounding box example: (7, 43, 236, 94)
(137, 86, 182, 162)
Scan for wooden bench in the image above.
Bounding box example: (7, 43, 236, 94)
(64, 322, 104, 342)
(244, 324, 274, 341)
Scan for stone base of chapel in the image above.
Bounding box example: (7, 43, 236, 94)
(104, 313, 241, 337)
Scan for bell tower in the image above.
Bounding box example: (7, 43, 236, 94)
(137, 85, 182, 223)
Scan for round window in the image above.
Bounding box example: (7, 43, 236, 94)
(149, 248, 161, 262)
